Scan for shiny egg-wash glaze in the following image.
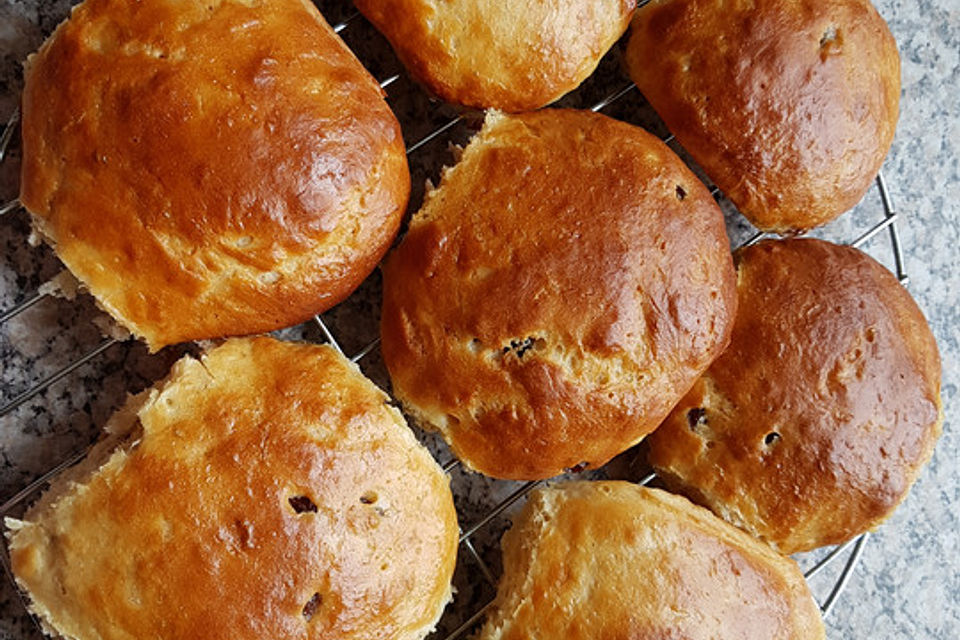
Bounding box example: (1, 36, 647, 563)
(477, 482, 825, 640)
(19, 0, 410, 350)
(354, 0, 636, 111)
(381, 110, 737, 480)
(648, 239, 942, 554)
(8, 338, 459, 640)
(626, 0, 900, 233)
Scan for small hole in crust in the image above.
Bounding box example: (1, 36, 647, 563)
(360, 491, 378, 505)
(289, 495, 318, 514)
(302, 592, 322, 621)
(764, 432, 781, 446)
(820, 27, 838, 48)
(819, 27, 843, 60)
(687, 408, 707, 432)
(676, 185, 687, 201)
(468, 338, 482, 353)
(865, 327, 876, 342)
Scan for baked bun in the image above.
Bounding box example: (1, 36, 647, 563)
(648, 239, 942, 554)
(7, 337, 458, 640)
(380, 109, 737, 480)
(19, 0, 410, 350)
(353, 0, 636, 111)
(477, 482, 825, 640)
(625, 0, 900, 233)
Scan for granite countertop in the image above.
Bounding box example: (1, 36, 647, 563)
(0, 0, 957, 638)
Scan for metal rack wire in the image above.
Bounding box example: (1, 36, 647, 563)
(0, 2, 912, 638)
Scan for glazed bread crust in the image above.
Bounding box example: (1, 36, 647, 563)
(7, 337, 458, 640)
(353, 0, 636, 111)
(648, 239, 942, 554)
(20, 0, 410, 350)
(477, 482, 825, 640)
(381, 110, 737, 480)
(625, 0, 900, 233)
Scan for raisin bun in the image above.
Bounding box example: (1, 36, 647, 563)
(381, 109, 737, 480)
(648, 239, 942, 554)
(477, 482, 825, 640)
(7, 337, 458, 640)
(353, 0, 636, 111)
(625, 0, 900, 233)
(19, 0, 410, 350)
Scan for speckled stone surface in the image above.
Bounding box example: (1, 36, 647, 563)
(0, 0, 957, 638)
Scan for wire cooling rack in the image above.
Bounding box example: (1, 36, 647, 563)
(0, 1, 912, 638)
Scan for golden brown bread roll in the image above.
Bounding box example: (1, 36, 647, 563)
(477, 482, 825, 640)
(625, 0, 900, 233)
(353, 0, 636, 111)
(380, 109, 737, 480)
(648, 239, 942, 554)
(19, 0, 410, 350)
(6, 337, 458, 640)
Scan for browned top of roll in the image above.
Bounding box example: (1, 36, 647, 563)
(477, 482, 825, 640)
(648, 239, 942, 554)
(7, 337, 458, 640)
(354, 0, 635, 111)
(19, 0, 409, 350)
(381, 109, 737, 480)
(625, 0, 900, 233)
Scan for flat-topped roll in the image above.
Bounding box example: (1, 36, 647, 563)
(7, 337, 459, 640)
(19, 0, 410, 350)
(380, 109, 737, 480)
(476, 482, 825, 640)
(625, 0, 900, 233)
(648, 239, 942, 554)
(353, 0, 636, 111)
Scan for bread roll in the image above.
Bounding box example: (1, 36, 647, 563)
(353, 0, 636, 111)
(648, 239, 942, 554)
(6, 337, 458, 640)
(477, 482, 825, 640)
(380, 109, 737, 480)
(19, 0, 410, 350)
(625, 0, 900, 233)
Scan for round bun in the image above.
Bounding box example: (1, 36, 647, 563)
(8, 337, 458, 640)
(477, 482, 825, 640)
(625, 0, 900, 233)
(19, 0, 410, 350)
(648, 239, 942, 554)
(354, 0, 636, 111)
(381, 109, 737, 480)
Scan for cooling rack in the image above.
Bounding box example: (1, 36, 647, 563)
(0, 1, 911, 638)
